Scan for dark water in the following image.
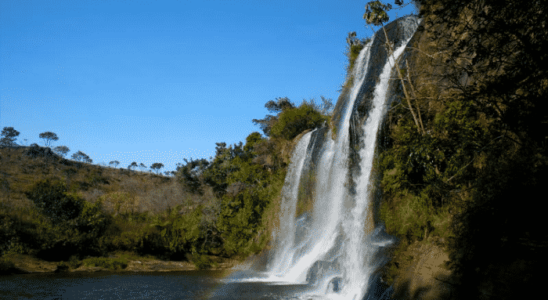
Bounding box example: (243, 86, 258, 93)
(0, 270, 313, 300)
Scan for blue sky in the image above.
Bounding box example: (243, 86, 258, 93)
(0, 0, 416, 173)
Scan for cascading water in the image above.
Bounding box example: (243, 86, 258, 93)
(341, 33, 413, 300)
(228, 15, 420, 300)
(269, 130, 315, 276)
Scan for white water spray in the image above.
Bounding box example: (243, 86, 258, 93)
(235, 16, 420, 300)
(341, 37, 413, 300)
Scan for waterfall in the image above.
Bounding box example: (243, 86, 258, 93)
(235, 15, 420, 300)
(341, 34, 413, 300)
(269, 130, 315, 275)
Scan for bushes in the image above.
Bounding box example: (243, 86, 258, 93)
(20, 179, 110, 260)
(24, 179, 84, 223)
(82, 257, 128, 270)
(270, 104, 328, 140)
(0, 256, 16, 274)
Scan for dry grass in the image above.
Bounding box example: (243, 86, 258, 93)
(0, 146, 212, 217)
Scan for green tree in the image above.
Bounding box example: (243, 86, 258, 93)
(177, 158, 209, 194)
(139, 163, 147, 172)
(0, 127, 20, 147)
(72, 151, 92, 163)
(109, 160, 120, 168)
(53, 145, 70, 158)
(151, 163, 164, 174)
(39, 131, 59, 147)
(270, 103, 328, 140)
(24, 179, 84, 223)
(128, 161, 138, 171)
(252, 97, 296, 137)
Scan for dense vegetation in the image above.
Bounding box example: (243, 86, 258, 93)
(374, 0, 547, 299)
(0, 97, 332, 271)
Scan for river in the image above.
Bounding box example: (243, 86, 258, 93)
(0, 270, 319, 300)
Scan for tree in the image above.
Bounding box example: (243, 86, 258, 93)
(177, 158, 209, 194)
(0, 127, 20, 147)
(139, 163, 147, 172)
(252, 97, 296, 137)
(71, 150, 92, 163)
(150, 162, 164, 174)
(109, 160, 120, 168)
(301, 96, 334, 116)
(128, 162, 138, 171)
(39, 131, 59, 147)
(53, 145, 70, 158)
(346, 31, 359, 46)
(270, 103, 328, 140)
(24, 179, 84, 223)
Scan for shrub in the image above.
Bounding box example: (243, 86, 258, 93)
(0, 256, 16, 274)
(270, 104, 328, 140)
(82, 257, 128, 270)
(191, 254, 213, 270)
(24, 179, 84, 223)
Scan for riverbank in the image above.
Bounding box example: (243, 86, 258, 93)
(0, 252, 242, 275)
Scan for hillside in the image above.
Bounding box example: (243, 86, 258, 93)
(0, 98, 332, 274)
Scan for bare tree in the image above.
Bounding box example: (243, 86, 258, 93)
(39, 131, 59, 147)
(53, 145, 70, 158)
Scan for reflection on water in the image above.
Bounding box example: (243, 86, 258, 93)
(0, 270, 318, 300)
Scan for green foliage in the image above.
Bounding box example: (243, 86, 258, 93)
(150, 163, 164, 174)
(244, 132, 263, 153)
(0, 127, 20, 147)
(53, 145, 70, 158)
(71, 150, 92, 164)
(347, 43, 365, 73)
(364, 0, 392, 26)
(190, 254, 214, 270)
(68, 255, 82, 269)
(252, 97, 296, 137)
(270, 104, 328, 140)
(0, 256, 15, 274)
(82, 256, 128, 270)
(38, 131, 59, 147)
(24, 179, 84, 223)
(176, 158, 209, 194)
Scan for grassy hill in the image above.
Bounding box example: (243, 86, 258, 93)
(0, 97, 332, 274)
(0, 144, 226, 272)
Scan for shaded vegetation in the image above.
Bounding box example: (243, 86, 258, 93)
(82, 256, 128, 270)
(374, 0, 548, 298)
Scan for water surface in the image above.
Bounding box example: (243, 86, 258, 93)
(0, 270, 313, 300)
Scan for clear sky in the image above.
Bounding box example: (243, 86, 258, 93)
(0, 0, 417, 173)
